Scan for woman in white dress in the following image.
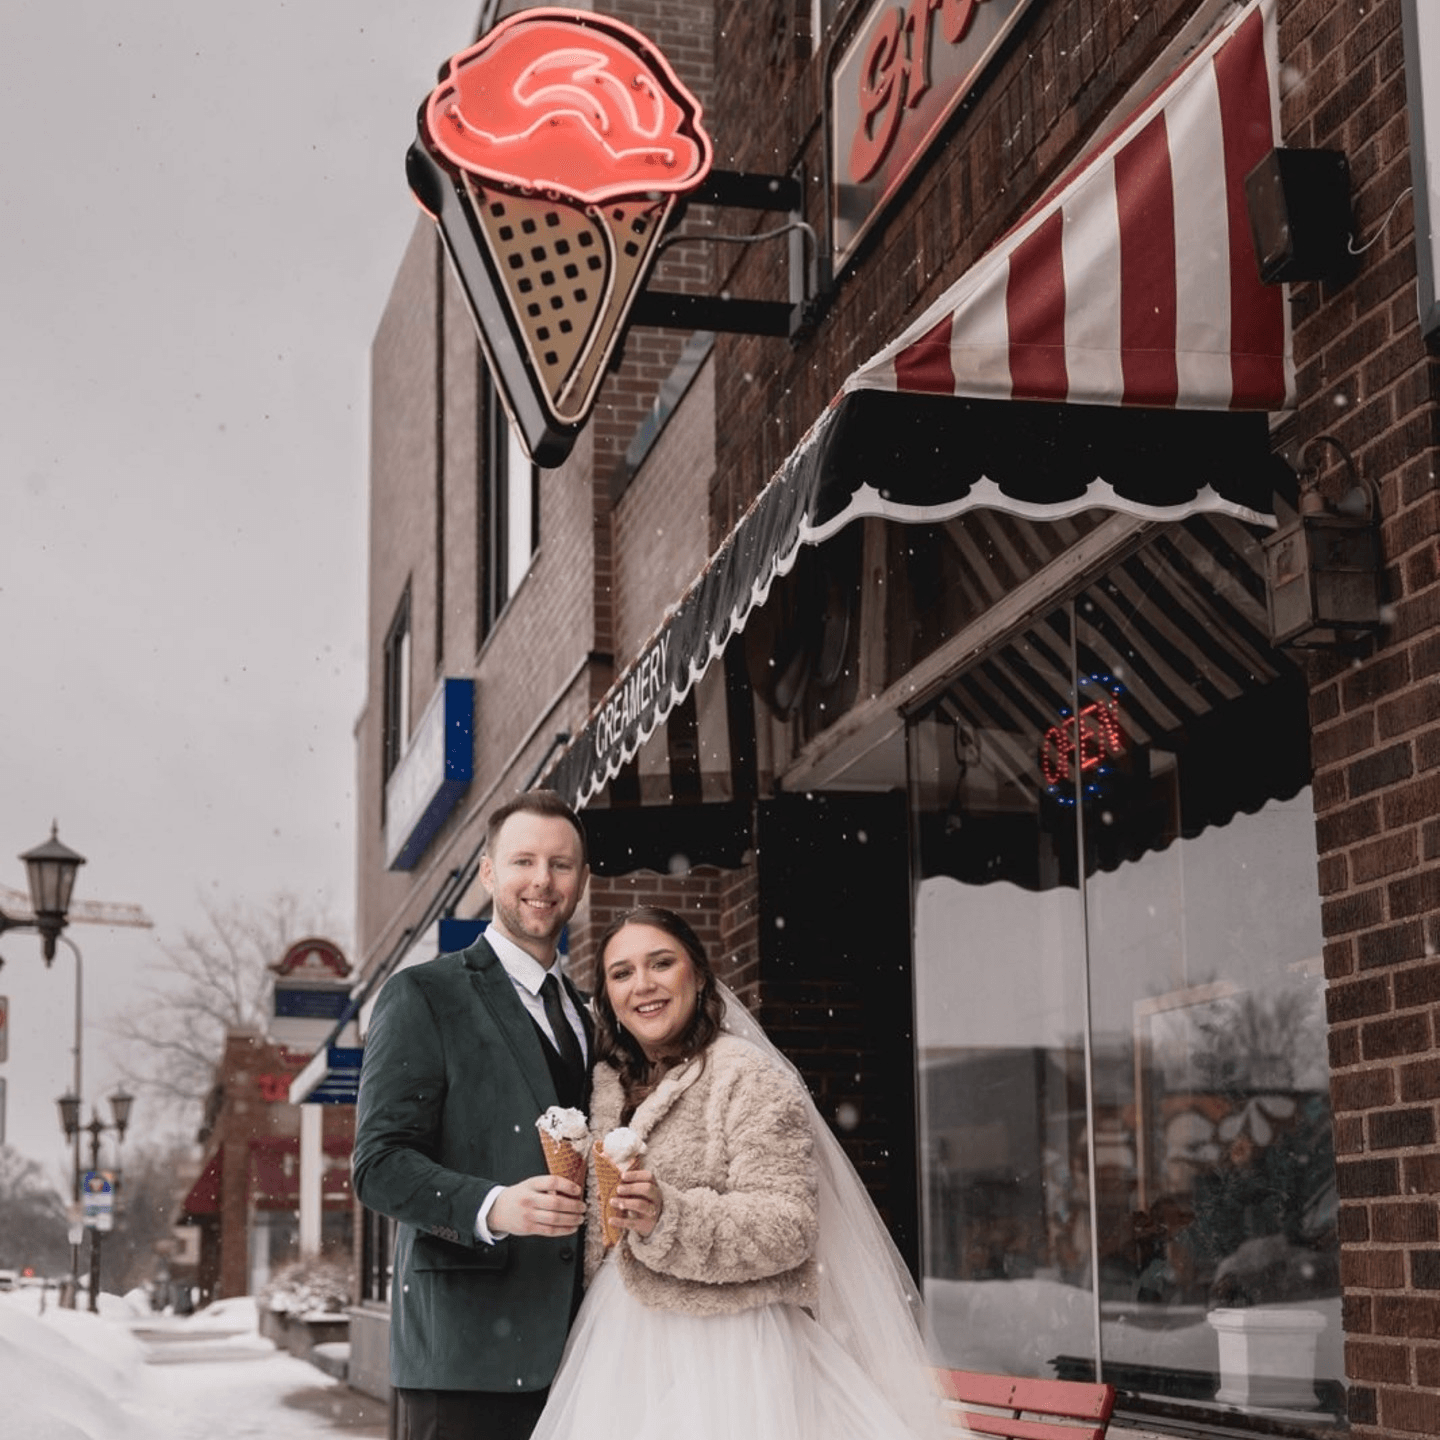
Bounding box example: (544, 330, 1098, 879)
(529, 906, 950, 1440)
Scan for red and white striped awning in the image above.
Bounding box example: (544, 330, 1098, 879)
(545, 0, 1296, 812)
(846, 0, 1291, 413)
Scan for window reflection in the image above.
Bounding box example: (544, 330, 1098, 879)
(909, 517, 1342, 1428)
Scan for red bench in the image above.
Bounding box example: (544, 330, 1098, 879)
(934, 1369, 1116, 1440)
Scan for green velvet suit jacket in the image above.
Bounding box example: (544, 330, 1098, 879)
(351, 938, 592, 1393)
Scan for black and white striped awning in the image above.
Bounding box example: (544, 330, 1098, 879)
(543, 399, 1288, 814)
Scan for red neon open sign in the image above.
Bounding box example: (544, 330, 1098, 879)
(1040, 678, 1126, 797)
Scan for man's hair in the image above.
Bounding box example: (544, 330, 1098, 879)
(484, 788, 588, 866)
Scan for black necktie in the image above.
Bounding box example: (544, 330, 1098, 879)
(540, 972, 586, 1081)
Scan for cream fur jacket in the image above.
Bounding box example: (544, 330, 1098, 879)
(585, 1031, 820, 1316)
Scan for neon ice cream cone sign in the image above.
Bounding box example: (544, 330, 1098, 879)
(410, 9, 714, 466)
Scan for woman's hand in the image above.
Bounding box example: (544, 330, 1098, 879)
(611, 1167, 663, 1238)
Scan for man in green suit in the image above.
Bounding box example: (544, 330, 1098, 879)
(354, 790, 592, 1440)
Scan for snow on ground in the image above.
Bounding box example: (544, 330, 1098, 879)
(0, 1288, 386, 1440)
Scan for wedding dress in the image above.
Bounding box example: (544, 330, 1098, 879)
(528, 983, 951, 1440)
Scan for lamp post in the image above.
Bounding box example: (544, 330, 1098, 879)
(19, 825, 87, 963)
(59, 1088, 132, 1313)
(0, 825, 87, 1306)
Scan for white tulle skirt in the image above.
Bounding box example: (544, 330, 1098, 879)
(531, 1253, 931, 1440)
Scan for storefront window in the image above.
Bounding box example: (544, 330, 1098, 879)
(909, 517, 1341, 1428)
(360, 1205, 394, 1305)
(912, 606, 1098, 1376)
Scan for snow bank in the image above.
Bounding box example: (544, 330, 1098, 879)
(0, 1288, 383, 1440)
(0, 1289, 147, 1440)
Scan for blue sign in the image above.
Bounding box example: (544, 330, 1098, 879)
(273, 988, 351, 1021)
(82, 1171, 114, 1232)
(438, 917, 487, 954)
(385, 678, 475, 870)
(307, 1047, 364, 1105)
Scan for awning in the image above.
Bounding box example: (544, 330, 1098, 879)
(250, 1137, 355, 1211)
(544, 0, 1291, 812)
(180, 1149, 222, 1218)
(581, 655, 757, 873)
(851, 0, 1289, 412)
(916, 512, 1313, 887)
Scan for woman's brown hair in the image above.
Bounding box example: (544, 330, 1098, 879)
(592, 906, 725, 1105)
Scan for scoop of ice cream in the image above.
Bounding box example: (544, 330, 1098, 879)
(536, 1106, 589, 1143)
(601, 1126, 647, 1169)
(424, 11, 712, 205)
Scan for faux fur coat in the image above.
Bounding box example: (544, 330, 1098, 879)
(585, 1032, 820, 1316)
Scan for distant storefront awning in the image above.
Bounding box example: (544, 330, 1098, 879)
(250, 1137, 354, 1211)
(181, 1149, 223, 1217)
(544, 0, 1290, 811)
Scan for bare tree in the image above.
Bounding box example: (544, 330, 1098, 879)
(109, 892, 345, 1130)
(0, 1146, 70, 1277)
(104, 1139, 200, 1295)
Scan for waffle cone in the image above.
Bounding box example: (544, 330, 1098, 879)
(538, 1131, 587, 1189)
(462, 178, 674, 423)
(593, 1147, 624, 1248)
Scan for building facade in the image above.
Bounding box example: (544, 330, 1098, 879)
(343, 2, 1440, 1435)
(182, 939, 357, 1302)
(179, 1030, 355, 1301)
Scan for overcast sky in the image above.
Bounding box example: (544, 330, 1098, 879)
(1, 0, 483, 1178)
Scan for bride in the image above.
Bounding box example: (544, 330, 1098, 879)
(530, 905, 950, 1440)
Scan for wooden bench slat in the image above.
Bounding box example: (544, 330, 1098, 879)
(934, 1368, 1116, 1440)
(959, 1413, 1105, 1440)
(936, 1369, 1115, 1422)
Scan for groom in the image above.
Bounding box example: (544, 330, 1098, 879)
(353, 789, 593, 1440)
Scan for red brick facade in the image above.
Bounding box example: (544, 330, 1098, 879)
(356, 2, 1440, 1432)
(1276, 6, 1440, 1436)
(182, 1031, 354, 1302)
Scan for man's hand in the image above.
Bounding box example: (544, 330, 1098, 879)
(611, 1168, 663, 1239)
(489, 1175, 586, 1236)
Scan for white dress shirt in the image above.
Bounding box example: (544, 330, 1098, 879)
(475, 927, 589, 1243)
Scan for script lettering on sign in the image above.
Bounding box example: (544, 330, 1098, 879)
(831, 0, 1035, 268)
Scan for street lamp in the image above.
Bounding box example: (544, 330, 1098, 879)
(18, 824, 86, 963)
(0, 826, 87, 1305)
(59, 1088, 133, 1314)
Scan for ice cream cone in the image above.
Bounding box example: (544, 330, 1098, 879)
(462, 176, 674, 425)
(593, 1146, 625, 1248)
(538, 1130, 587, 1189)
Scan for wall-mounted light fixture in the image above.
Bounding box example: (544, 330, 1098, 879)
(1244, 148, 1354, 285)
(1262, 435, 1384, 648)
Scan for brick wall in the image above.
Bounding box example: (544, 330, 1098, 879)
(697, 0, 1440, 1393)
(355, 3, 733, 978)
(1281, 3, 1440, 1436)
(572, 868, 727, 988)
(612, 360, 716, 663)
(590, 0, 717, 487)
(358, 223, 442, 955)
(709, 0, 1204, 536)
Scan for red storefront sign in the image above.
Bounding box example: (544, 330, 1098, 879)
(830, 0, 1036, 269)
